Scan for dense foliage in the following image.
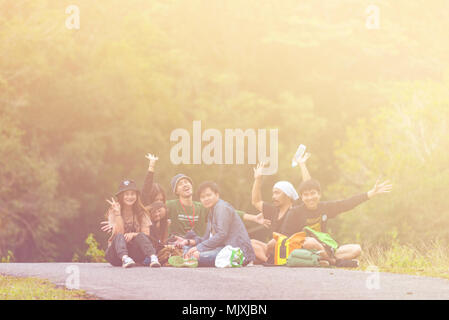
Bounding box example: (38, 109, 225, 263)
(1, 0, 448, 261)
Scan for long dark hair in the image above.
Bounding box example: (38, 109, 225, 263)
(148, 182, 166, 204)
(147, 201, 168, 244)
(116, 191, 149, 231)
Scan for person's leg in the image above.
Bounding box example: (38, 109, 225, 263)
(105, 234, 128, 266)
(266, 239, 276, 257)
(196, 247, 224, 267)
(127, 233, 158, 265)
(302, 237, 335, 265)
(335, 244, 362, 260)
(251, 239, 269, 263)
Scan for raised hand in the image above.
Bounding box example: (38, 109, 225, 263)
(368, 179, 393, 199)
(106, 197, 120, 215)
(145, 153, 159, 171)
(253, 162, 266, 180)
(298, 152, 311, 164)
(100, 221, 113, 233)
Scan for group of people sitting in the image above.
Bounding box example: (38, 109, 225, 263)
(100, 151, 392, 268)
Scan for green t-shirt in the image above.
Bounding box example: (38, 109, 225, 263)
(166, 199, 209, 237)
(166, 199, 246, 237)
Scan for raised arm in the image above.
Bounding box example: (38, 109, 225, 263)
(326, 179, 393, 218)
(367, 179, 393, 199)
(141, 153, 158, 206)
(251, 162, 265, 212)
(298, 152, 312, 182)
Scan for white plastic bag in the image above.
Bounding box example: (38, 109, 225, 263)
(215, 245, 245, 268)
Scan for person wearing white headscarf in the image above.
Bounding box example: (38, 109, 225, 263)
(272, 181, 299, 201)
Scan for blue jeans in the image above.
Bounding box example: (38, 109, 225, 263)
(183, 246, 224, 267)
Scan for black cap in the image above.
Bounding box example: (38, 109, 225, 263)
(115, 179, 140, 197)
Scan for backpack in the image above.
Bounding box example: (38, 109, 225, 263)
(304, 226, 338, 258)
(273, 231, 307, 265)
(286, 249, 321, 267)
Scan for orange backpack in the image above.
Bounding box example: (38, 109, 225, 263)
(273, 231, 307, 265)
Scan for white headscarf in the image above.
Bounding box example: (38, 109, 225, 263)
(273, 181, 299, 201)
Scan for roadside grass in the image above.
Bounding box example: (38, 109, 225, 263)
(357, 240, 449, 280)
(0, 274, 98, 300)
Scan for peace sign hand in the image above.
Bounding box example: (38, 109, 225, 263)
(106, 197, 120, 215)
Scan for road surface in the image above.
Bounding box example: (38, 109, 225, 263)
(1, 263, 448, 300)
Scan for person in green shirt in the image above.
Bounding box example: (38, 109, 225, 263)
(141, 153, 269, 238)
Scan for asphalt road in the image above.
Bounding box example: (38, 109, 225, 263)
(1, 263, 448, 300)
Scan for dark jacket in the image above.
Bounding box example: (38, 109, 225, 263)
(192, 199, 256, 264)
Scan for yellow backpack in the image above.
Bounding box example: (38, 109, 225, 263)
(273, 231, 307, 265)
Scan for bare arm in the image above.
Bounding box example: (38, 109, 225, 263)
(251, 162, 265, 212)
(141, 153, 158, 206)
(298, 152, 312, 182)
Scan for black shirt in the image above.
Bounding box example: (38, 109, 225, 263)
(262, 193, 369, 236)
(262, 202, 306, 237)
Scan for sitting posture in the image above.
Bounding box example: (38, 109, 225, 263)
(251, 153, 392, 266)
(141, 152, 269, 238)
(298, 178, 392, 266)
(102, 180, 161, 268)
(175, 181, 256, 267)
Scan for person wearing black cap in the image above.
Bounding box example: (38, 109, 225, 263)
(102, 179, 161, 268)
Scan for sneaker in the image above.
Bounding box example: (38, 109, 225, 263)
(335, 259, 359, 268)
(150, 255, 161, 268)
(122, 255, 136, 268)
(168, 256, 198, 268)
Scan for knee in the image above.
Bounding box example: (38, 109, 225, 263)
(111, 233, 125, 243)
(135, 232, 147, 240)
(353, 244, 362, 257)
(303, 237, 322, 250)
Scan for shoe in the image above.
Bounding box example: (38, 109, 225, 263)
(122, 255, 136, 268)
(150, 255, 161, 268)
(168, 256, 198, 268)
(335, 259, 359, 268)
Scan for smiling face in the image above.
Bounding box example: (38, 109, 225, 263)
(301, 188, 321, 210)
(176, 178, 193, 198)
(272, 188, 291, 207)
(199, 187, 220, 209)
(122, 190, 138, 207)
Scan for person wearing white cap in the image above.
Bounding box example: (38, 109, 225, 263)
(249, 157, 310, 264)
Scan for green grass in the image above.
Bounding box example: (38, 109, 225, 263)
(0, 274, 98, 300)
(357, 240, 449, 280)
